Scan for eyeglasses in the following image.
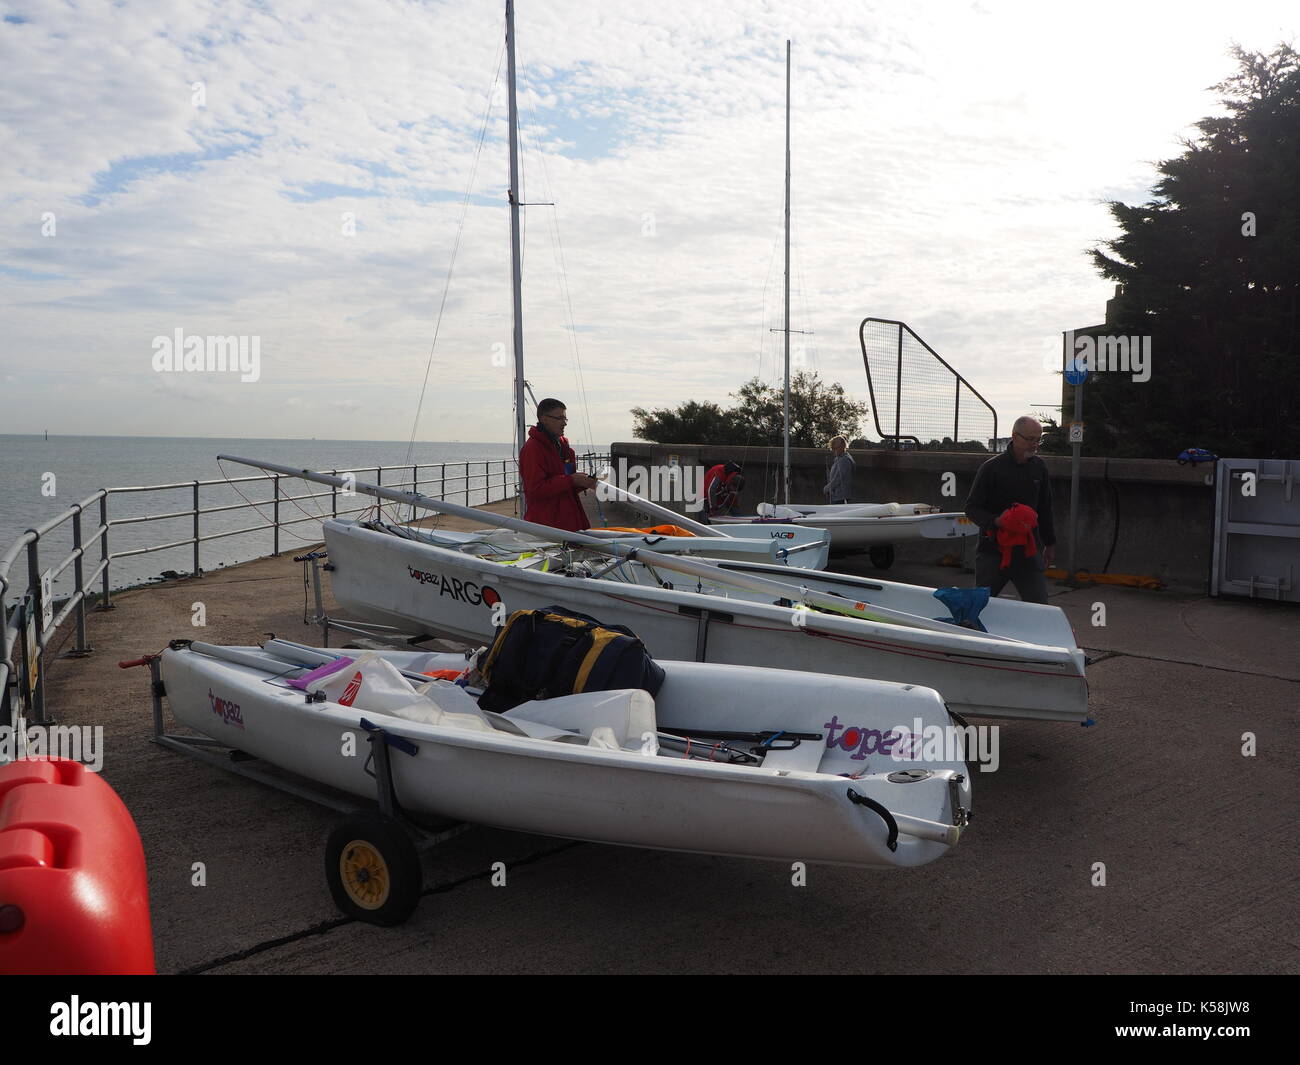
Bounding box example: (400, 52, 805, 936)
(1014, 432, 1042, 444)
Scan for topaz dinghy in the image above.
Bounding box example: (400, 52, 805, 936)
(158, 637, 971, 921)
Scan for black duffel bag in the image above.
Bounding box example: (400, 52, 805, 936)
(475, 605, 666, 714)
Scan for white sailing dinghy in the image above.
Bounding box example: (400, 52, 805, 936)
(581, 480, 832, 570)
(712, 501, 978, 552)
(221, 455, 1088, 723)
(159, 638, 971, 880)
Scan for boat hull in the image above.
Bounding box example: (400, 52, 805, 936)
(713, 509, 977, 549)
(161, 646, 969, 869)
(324, 519, 1088, 722)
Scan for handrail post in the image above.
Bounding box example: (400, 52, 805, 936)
(71, 505, 89, 654)
(331, 470, 338, 518)
(99, 493, 112, 610)
(192, 480, 201, 577)
(25, 535, 47, 724)
(15, 596, 32, 726)
(272, 475, 281, 556)
(895, 324, 903, 451)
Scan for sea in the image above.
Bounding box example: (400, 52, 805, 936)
(0, 435, 604, 603)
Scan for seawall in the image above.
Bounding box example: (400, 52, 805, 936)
(608, 443, 1214, 590)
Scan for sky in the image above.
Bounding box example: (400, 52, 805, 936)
(1, 0, 1295, 448)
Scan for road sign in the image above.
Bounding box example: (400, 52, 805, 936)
(1069, 422, 1084, 444)
(1064, 357, 1088, 386)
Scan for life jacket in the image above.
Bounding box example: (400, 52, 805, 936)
(599, 524, 696, 538)
(994, 503, 1038, 569)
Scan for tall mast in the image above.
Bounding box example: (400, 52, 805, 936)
(782, 39, 792, 505)
(506, 0, 528, 508)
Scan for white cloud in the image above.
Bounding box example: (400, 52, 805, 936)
(0, 0, 1294, 446)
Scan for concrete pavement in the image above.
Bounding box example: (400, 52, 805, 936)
(34, 507, 1300, 974)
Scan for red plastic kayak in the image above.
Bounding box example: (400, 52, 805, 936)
(0, 758, 154, 975)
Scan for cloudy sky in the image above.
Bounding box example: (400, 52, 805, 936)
(1, 0, 1295, 447)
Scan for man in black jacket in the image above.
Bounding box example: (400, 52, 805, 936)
(964, 416, 1056, 604)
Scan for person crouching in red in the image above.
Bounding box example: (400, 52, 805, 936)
(703, 461, 744, 522)
(520, 398, 597, 533)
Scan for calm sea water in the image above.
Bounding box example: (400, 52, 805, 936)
(0, 435, 602, 601)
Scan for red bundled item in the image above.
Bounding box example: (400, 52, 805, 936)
(0, 758, 155, 975)
(995, 503, 1038, 569)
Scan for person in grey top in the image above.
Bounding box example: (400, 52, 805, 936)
(823, 436, 854, 504)
(963, 415, 1055, 604)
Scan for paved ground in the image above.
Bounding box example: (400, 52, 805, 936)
(32, 503, 1300, 974)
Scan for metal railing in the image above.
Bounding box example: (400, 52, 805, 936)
(1, 453, 608, 729)
(860, 317, 998, 452)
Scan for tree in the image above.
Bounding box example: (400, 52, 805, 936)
(630, 400, 741, 445)
(1086, 43, 1300, 459)
(632, 372, 868, 446)
(916, 437, 991, 453)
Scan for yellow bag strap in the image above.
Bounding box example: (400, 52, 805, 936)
(479, 609, 532, 680)
(573, 628, 625, 693)
(482, 609, 606, 687)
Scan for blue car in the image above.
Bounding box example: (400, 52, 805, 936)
(1177, 448, 1218, 466)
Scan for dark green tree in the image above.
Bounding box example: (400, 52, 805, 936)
(630, 399, 741, 445)
(1087, 43, 1300, 459)
(632, 372, 867, 446)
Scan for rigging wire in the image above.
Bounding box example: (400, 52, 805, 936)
(515, 44, 597, 454)
(402, 35, 508, 477)
(215, 459, 384, 545)
(791, 199, 821, 380)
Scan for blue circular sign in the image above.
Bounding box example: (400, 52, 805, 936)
(1064, 357, 1088, 386)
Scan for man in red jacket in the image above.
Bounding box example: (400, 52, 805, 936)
(519, 398, 596, 533)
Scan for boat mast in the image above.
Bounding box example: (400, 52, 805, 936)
(782, 39, 791, 505)
(506, 0, 528, 509)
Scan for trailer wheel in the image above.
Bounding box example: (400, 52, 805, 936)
(325, 814, 421, 926)
(869, 545, 895, 569)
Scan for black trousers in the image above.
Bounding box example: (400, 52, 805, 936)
(975, 548, 1049, 604)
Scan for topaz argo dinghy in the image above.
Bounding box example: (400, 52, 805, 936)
(155, 617, 971, 925)
(218, 454, 1088, 723)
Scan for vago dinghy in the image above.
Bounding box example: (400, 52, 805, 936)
(222, 456, 1089, 723)
(712, 501, 979, 553)
(158, 633, 971, 921)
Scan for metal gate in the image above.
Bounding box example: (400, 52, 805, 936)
(859, 318, 997, 451)
(1210, 458, 1300, 602)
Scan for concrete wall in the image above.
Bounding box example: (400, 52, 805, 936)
(608, 442, 1216, 591)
